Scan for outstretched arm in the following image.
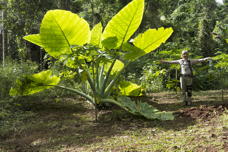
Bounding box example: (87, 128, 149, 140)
(191, 57, 212, 64)
(160, 60, 180, 64)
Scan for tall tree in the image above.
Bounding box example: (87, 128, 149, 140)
(197, 0, 218, 56)
(4, 0, 83, 61)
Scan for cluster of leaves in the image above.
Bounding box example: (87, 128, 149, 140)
(10, 70, 60, 96)
(213, 51, 228, 70)
(0, 58, 38, 99)
(140, 63, 166, 92)
(10, 0, 174, 120)
(104, 96, 173, 120)
(4, 0, 84, 60)
(4, 0, 227, 94)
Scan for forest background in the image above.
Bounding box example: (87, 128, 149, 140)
(0, 0, 227, 151)
(0, 0, 227, 97)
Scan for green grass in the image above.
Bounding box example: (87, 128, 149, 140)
(0, 90, 227, 152)
(82, 113, 227, 152)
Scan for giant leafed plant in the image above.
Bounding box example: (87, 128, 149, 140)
(10, 0, 174, 120)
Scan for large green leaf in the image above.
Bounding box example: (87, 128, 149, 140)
(102, 0, 144, 49)
(134, 27, 173, 52)
(118, 81, 143, 96)
(103, 59, 124, 75)
(24, 10, 90, 58)
(138, 102, 174, 120)
(101, 37, 118, 50)
(90, 22, 103, 47)
(23, 34, 44, 48)
(122, 43, 145, 61)
(103, 96, 174, 120)
(10, 70, 60, 96)
(122, 27, 173, 61)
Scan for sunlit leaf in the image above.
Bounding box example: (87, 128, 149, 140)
(111, 60, 124, 74)
(102, 0, 144, 49)
(101, 37, 118, 50)
(104, 59, 124, 75)
(139, 102, 174, 120)
(133, 27, 173, 55)
(24, 10, 90, 58)
(10, 70, 60, 96)
(122, 43, 145, 61)
(213, 53, 228, 69)
(118, 81, 143, 96)
(23, 34, 44, 48)
(90, 22, 103, 47)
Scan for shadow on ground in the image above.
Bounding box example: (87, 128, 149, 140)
(0, 90, 227, 152)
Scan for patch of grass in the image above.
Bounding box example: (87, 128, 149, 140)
(81, 111, 227, 152)
(0, 90, 227, 152)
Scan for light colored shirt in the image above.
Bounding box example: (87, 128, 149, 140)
(164, 58, 208, 75)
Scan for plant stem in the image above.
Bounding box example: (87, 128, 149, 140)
(85, 69, 97, 95)
(99, 65, 105, 91)
(101, 98, 135, 115)
(104, 62, 130, 96)
(53, 85, 95, 106)
(101, 59, 116, 96)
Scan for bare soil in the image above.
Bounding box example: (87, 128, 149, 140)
(177, 104, 227, 120)
(0, 90, 227, 152)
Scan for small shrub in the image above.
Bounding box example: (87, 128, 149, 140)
(140, 63, 166, 93)
(0, 58, 38, 99)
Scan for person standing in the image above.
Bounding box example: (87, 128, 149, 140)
(160, 50, 211, 105)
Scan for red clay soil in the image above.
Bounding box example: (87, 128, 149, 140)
(176, 104, 228, 120)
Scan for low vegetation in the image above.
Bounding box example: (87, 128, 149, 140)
(0, 91, 227, 152)
(10, 0, 174, 121)
(0, 0, 227, 152)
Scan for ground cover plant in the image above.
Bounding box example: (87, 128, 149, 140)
(2, 0, 227, 151)
(10, 0, 174, 120)
(1, 0, 227, 151)
(0, 58, 38, 99)
(0, 91, 227, 152)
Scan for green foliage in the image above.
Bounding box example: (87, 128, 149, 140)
(134, 28, 173, 53)
(104, 96, 174, 120)
(124, 27, 173, 61)
(102, 0, 144, 48)
(166, 79, 180, 91)
(0, 58, 38, 99)
(10, 70, 60, 96)
(90, 22, 103, 46)
(118, 81, 143, 96)
(191, 51, 228, 90)
(140, 63, 166, 92)
(11, 0, 174, 120)
(212, 52, 228, 69)
(5, 0, 85, 60)
(210, 52, 228, 89)
(24, 10, 90, 58)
